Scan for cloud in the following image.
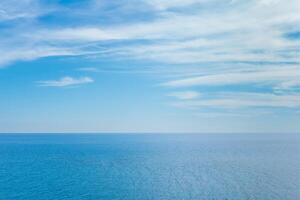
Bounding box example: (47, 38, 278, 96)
(29, 0, 300, 69)
(37, 76, 94, 87)
(162, 66, 300, 90)
(0, 0, 50, 21)
(171, 92, 300, 109)
(2, 0, 300, 67)
(0, 47, 77, 67)
(145, 0, 209, 10)
(1, 0, 300, 114)
(77, 67, 99, 72)
(45, 28, 123, 41)
(274, 80, 300, 91)
(167, 91, 200, 100)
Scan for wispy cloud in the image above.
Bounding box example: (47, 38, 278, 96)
(0, 0, 46, 21)
(0, 47, 77, 67)
(2, 0, 300, 67)
(171, 92, 300, 109)
(162, 66, 300, 90)
(77, 67, 99, 72)
(37, 76, 94, 87)
(167, 91, 200, 100)
(1, 0, 300, 114)
(145, 0, 208, 10)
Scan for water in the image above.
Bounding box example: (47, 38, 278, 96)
(0, 134, 299, 200)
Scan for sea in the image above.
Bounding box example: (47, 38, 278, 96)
(0, 133, 299, 200)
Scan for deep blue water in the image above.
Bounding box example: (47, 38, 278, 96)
(0, 134, 299, 200)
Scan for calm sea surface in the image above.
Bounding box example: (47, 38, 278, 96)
(0, 134, 299, 200)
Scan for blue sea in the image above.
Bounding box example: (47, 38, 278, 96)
(0, 134, 299, 200)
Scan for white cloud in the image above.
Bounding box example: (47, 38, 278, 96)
(46, 28, 123, 41)
(274, 80, 300, 91)
(258, 0, 280, 6)
(167, 91, 200, 100)
(0, 0, 50, 21)
(172, 92, 300, 109)
(28, 0, 300, 69)
(162, 66, 300, 90)
(2, 0, 300, 68)
(1, 0, 300, 114)
(77, 67, 99, 72)
(145, 0, 208, 10)
(38, 76, 94, 87)
(0, 47, 77, 67)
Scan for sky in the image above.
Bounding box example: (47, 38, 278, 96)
(1, 0, 300, 133)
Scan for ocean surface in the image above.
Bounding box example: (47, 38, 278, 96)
(0, 134, 299, 200)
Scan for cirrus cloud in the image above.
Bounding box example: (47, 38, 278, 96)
(37, 76, 94, 87)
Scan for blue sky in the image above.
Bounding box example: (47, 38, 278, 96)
(1, 0, 300, 133)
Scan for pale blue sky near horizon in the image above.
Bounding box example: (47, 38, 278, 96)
(1, 0, 300, 133)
